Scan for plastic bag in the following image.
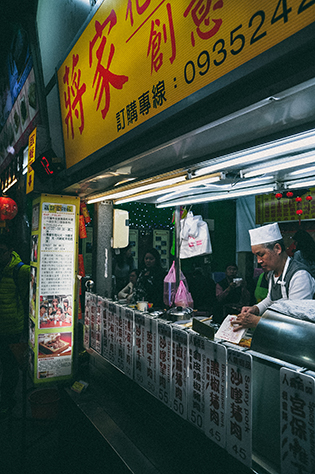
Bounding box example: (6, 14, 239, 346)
(180, 211, 212, 259)
(174, 280, 194, 309)
(163, 261, 187, 307)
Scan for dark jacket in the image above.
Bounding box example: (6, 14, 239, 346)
(0, 251, 30, 335)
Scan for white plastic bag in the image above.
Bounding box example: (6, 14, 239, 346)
(180, 211, 212, 259)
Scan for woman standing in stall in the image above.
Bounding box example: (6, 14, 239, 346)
(133, 248, 166, 309)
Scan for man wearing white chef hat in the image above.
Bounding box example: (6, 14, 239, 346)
(232, 222, 315, 331)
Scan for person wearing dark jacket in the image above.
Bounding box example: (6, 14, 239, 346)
(133, 248, 166, 309)
(0, 233, 30, 418)
(214, 263, 250, 323)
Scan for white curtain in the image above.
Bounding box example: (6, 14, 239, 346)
(236, 196, 256, 252)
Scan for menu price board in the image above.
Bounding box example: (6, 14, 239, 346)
(187, 329, 206, 432)
(83, 292, 92, 349)
(157, 319, 172, 408)
(122, 306, 134, 379)
(280, 368, 315, 474)
(90, 295, 101, 354)
(226, 349, 252, 468)
(30, 194, 79, 384)
(134, 311, 158, 396)
(204, 340, 227, 449)
(171, 325, 188, 420)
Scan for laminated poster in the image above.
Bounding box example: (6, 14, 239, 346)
(37, 332, 72, 379)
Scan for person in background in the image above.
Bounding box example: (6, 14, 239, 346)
(233, 223, 315, 331)
(214, 263, 250, 323)
(133, 248, 166, 308)
(0, 233, 30, 419)
(118, 269, 139, 302)
(188, 266, 216, 313)
(113, 243, 135, 295)
(253, 268, 269, 303)
(292, 229, 315, 278)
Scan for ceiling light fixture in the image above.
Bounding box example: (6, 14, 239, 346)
(86, 175, 187, 204)
(286, 178, 315, 190)
(156, 185, 274, 208)
(114, 174, 222, 204)
(243, 151, 315, 178)
(2, 178, 18, 194)
(288, 165, 315, 177)
(194, 129, 315, 177)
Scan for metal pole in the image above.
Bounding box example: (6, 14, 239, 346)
(175, 206, 181, 290)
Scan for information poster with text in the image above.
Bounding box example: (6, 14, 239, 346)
(30, 194, 79, 384)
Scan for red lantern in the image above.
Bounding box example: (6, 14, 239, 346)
(296, 209, 303, 215)
(286, 191, 294, 198)
(0, 196, 18, 220)
(275, 193, 282, 200)
(306, 195, 313, 202)
(295, 196, 302, 203)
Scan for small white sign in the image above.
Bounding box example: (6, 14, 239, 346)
(215, 315, 246, 344)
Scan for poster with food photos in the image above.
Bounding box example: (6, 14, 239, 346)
(37, 332, 72, 379)
(30, 194, 79, 384)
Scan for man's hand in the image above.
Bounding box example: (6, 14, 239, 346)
(231, 305, 260, 331)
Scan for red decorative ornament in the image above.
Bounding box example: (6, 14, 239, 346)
(275, 193, 283, 200)
(296, 208, 303, 226)
(295, 196, 302, 203)
(0, 196, 18, 220)
(306, 195, 313, 202)
(286, 191, 294, 198)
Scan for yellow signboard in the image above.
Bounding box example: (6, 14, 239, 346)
(57, 0, 315, 169)
(26, 128, 36, 194)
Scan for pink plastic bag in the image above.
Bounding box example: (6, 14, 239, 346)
(163, 261, 187, 307)
(174, 280, 194, 309)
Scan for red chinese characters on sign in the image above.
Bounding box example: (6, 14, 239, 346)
(184, 0, 224, 47)
(147, 3, 176, 74)
(90, 10, 129, 120)
(126, 0, 151, 26)
(63, 54, 87, 139)
(126, 1, 176, 74)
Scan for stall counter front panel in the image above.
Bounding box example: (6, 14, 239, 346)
(83, 297, 315, 474)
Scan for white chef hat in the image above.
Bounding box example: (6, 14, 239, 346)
(249, 223, 282, 246)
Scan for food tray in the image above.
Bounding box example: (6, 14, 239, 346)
(39, 340, 69, 355)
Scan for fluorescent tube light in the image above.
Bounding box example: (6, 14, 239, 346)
(287, 178, 315, 189)
(288, 165, 315, 177)
(2, 178, 17, 193)
(243, 151, 315, 178)
(86, 175, 187, 204)
(194, 129, 315, 177)
(156, 185, 274, 208)
(115, 175, 221, 204)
